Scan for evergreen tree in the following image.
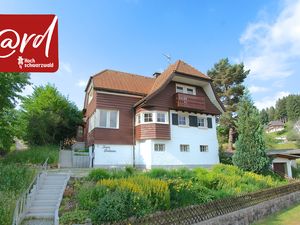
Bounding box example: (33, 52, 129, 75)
(275, 97, 287, 121)
(232, 92, 270, 174)
(286, 95, 300, 121)
(259, 109, 269, 125)
(267, 106, 276, 121)
(207, 58, 249, 151)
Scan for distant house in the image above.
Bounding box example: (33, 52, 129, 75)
(266, 120, 285, 133)
(81, 60, 225, 169)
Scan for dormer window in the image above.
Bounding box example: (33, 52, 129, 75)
(176, 84, 196, 95)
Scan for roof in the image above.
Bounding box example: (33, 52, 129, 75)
(87, 69, 155, 95)
(267, 153, 300, 160)
(268, 120, 284, 126)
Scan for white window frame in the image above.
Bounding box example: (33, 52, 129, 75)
(197, 117, 207, 128)
(176, 84, 196, 95)
(143, 112, 153, 123)
(200, 145, 208, 152)
(97, 109, 119, 129)
(178, 114, 188, 126)
(180, 144, 190, 152)
(88, 111, 96, 132)
(154, 144, 165, 152)
(135, 111, 169, 125)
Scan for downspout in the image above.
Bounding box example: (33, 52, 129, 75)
(132, 107, 136, 168)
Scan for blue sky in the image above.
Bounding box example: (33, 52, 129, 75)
(1, 0, 299, 109)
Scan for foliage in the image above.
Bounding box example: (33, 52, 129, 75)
(259, 109, 269, 125)
(218, 146, 233, 165)
(59, 210, 90, 225)
(286, 95, 300, 121)
(233, 93, 271, 174)
(98, 176, 170, 210)
(91, 190, 152, 223)
(145, 167, 196, 180)
(19, 84, 82, 145)
(2, 145, 59, 165)
(87, 168, 111, 181)
(0, 72, 30, 154)
(207, 58, 249, 150)
(87, 168, 137, 181)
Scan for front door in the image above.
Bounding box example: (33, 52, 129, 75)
(273, 163, 287, 176)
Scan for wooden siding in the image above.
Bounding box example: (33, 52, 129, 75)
(86, 92, 141, 146)
(145, 81, 221, 115)
(136, 123, 170, 140)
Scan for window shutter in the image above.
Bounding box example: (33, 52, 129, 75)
(172, 113, 178, 125)
(207, 117, 213, 128)
(189, 115, 197, 127)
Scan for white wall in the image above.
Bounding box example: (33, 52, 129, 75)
(135, 140, 152, 169)
(91, 144, 133, 167)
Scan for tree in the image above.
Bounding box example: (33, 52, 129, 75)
(267, 106, 276, 121)
(286, 95, 300, 121)
(275, 97, 287, 121)
(232, 92, 270, 174)
(19, 84, 82, 145)
(207, 58, 249, 151)
(0, 72, 30, 153)
(259, 109, 269, 125)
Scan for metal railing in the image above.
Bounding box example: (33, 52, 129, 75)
(12, 158, 49, 225)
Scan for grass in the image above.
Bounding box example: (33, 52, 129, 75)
(0, 145, 59, 225)
(265, 130, 298, 150)
(253, 203, 300, 225)
(1, 145, 59, 165)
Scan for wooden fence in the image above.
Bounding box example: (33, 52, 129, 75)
(108, 181, 300, 225)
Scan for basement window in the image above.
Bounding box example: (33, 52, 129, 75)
(154, 144, 165, 152)
(200, 145, 208, 152)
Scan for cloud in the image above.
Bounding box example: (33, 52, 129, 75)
(76, 80, 87, 88)
(60, 62, 72, 74)
(254, 91, 289, 110)
(240, 0, 300, 80)
(248, 85, 269, 94)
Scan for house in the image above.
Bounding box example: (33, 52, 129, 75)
(266, 120, 285, 133)
(82, 60, 225, 169)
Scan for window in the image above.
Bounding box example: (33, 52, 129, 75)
(197, 117, 206, 127)
(88, 112, 96, 132)
(180, 144, 190, 152)
(178, 114, 187, 126)
(144, 113, 153, 123)
(154, 144, 165, 152)
(87, 85, 94, 104)
(99, 110, 119, 129)
(136, 114, 141, 125)
(200, 145, 208, 152)
(176, 84, 196, 95)
(157, 112, 166, 123)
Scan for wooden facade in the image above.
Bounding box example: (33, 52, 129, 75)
(135, 123, 171, 140)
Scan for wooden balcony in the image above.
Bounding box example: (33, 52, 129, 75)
(175, 93, 206, 110)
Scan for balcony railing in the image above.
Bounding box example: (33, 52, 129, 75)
(175, 93, 206, 110)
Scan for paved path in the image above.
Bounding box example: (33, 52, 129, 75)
(22, 172, 70, 225)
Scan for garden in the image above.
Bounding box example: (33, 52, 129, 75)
(0, 145, 59, 225)
(59, 164, 287, 225)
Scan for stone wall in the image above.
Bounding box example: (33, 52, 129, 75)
(195, 190, 300, 225)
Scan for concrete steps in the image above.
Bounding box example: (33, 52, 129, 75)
(24, 172, 69, 222)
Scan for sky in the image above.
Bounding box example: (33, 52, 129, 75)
(0, 0, 299, 110)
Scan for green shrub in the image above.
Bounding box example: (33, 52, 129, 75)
(77, 183, 108, 210)
(87, 168, 110, 181)
(0, 191, 16, 225)
(91, 190, 152, 223)
(98, 176, 170, 210)
(145, 168, 170, 179)
(59, 210, 90, 225)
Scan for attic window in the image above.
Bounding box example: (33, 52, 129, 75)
(176, 84, 196, 95)
(87, 84, 94, 104)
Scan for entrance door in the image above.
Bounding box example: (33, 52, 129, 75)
(273, 163, 287, 176)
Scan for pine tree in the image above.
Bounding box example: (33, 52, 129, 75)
(259, 109, 269, 125)
(232, 92, 270, 174)
(207, 58, 249, 151)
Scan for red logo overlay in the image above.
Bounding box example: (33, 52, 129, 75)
(0, 14, 59, 72)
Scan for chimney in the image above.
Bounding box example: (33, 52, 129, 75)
(153, 72, 161, 78)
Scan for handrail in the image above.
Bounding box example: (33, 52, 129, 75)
(12, 158, 48, 225)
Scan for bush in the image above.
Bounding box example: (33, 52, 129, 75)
(146, 167, 195, 180)
(59, 210, 90, 225)
(77, 183, 108, 210)
(145, 168, 170, 179)
(87, 168, 110, 181)
(98, 176, 170, 210)
(91, 190, 152, 223)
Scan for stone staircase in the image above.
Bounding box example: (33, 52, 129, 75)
(22, 173, 69, 225)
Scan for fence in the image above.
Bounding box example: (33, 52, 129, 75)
(109, 181, 300, 225)
(59, 149, 90, 168)
(12, 158, 48, 225)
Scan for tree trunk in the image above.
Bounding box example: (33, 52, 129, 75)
(228, 127, 233, 151)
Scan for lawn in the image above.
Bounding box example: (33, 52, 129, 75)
(0, 145, 59, 225)
(59, 164, 287, 225)
(253, 203, 300, 225)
